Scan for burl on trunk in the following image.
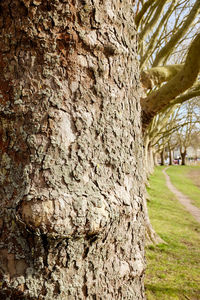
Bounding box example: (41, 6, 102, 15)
(0, 1, 145, 299)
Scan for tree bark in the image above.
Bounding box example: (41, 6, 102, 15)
(153, 152, 158, 166)
(169, 149, 173, 165)
(0, 1, 145, 299)
(147, 146, 155, 175)
(143, 196, 165, 246)
(144, 137, 154, 177)
(160, 150, 165, 166)
(181, 150, 187, 166)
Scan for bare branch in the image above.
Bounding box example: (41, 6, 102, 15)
(135, 0, 158, 27)
(141, 33, 200, 129)
(169, 81, 200, 106)
(152, 0, 200, 67)
(140, 0, 177, 69)
(139, 0, 168, 41)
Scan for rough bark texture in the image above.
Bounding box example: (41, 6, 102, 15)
(0, 1, 145, 299)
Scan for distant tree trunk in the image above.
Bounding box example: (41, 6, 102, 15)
(181, 150, 187, 165)
(0, 1, 145, 299)
(148, 146, 155, 174)
(169, 149, 173, 165)
(145, 144, 155, 176)
(142, 142, 163, 245)
(153, 152, 159, 166)
(160, 150, 165, 165)
(144, 146, 165, 245)
(142, 139, 163, 246)
(144, 136, 150, 175)
(143, 196, 165, 246)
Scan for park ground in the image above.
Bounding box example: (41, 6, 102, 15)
(145, 166, 200, 300)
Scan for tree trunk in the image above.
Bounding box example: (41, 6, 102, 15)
(144, 136, 150, 175)
(147, 146, 155, 175)
(169, 149, 173, 165)
(143, 138, 154, 176)
(153, 151, 159, 166)
(160, 150, 165, 165)
(142, 139, 163, 246)
(143, 196, 165, 246)
(181, 150, 187, 165)
(0, 1, 146, 299)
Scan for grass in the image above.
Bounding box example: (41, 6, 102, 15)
(166, 165, 200, 209)
(145, 166, 200, 300)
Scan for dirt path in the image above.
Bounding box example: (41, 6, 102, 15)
(163, 167, 200, 224)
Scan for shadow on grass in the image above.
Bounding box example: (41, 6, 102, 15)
(146, 284, 186, 294)
(146, 284, 200, 299)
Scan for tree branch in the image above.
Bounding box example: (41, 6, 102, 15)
(152, 0, 200, 67)
(141, 33, 200, 129)
(135, 0, 158, 28)
(169, 81, 200, 106)
(139, 0, 168, 41)
(141, 64, 183, 89)
(140, 0, 177, 69)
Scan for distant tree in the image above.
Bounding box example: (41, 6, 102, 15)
(152, 98, 200, 166)
(137, 0, 200, 129)
(190, 131, 200, 159)
(174, 99, 200, 165)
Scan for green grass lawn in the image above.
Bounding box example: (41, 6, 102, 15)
(166, 165, 200, 209)
(145, 166, 200, 300)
